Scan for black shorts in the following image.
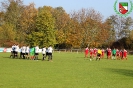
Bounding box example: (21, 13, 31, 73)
(97, 53, 101, 57)
(13, 51, 15, 54)
(15, 51, 18, 55)
(46, 52, 49, 56)
(42, 54, 45, 56)
(25, 53, 29, 55)
(112, 54, 116, 56)
(20, 52, 22, 54)
(22, 53, 25, 55)
(35, 53, 39, 55)
(48, 53, 52, 56)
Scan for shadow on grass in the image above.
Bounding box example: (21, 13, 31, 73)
(2, 56, 47, 61)
(104, 68, 133, 77)
(2, 56, 21, 59)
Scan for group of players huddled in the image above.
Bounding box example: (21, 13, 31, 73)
(84, 47, 128, 61)
(10, 44, 53, 61)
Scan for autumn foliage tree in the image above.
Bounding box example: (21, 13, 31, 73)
(68, 8, 107, 48)
(17, 3, 37, 43)
(52, 7, 71, 48)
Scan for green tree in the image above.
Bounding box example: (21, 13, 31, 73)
(106, 15, 133, 40)
(2, 0, 23, 28)
(0, 0, 24, 44)
(27, 6, 56, 48)
(0, 23, 16, 46)
(106, 15, 133, 48)
(120, 17, 133, 38)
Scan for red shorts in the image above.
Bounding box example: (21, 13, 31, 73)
(102, 53, 104, 56)
(123, 54, 127, 57)
(108, 53, 111, 56)
(85, 52, 88, 55)
(116, 54, 119, 56)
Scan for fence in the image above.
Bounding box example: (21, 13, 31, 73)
(54, 49, 84, 53)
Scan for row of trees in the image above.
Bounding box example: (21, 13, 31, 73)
(0, 0, 133, 49)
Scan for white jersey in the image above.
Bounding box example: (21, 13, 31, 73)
(46, 48, 49, 53)
(15, 45, 19, 52)
(42, 48, 46, 54)
(22, 46, 26, 53)
(48, 47, 53, 53)
(20, 47, 22, 52)
(26, 46, 30, 53)
(35, 46, 39, 53)
(12, 45, 15, 51)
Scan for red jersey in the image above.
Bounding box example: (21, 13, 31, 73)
(116, 49, 119, 56)
(123, 50, 127, 57)
(108, 49, 111, 56)
(85, 48, 89, 54)
(90, 49, 93, 56)
(93, 48, 97, 55)
(120, 51, 123, 57)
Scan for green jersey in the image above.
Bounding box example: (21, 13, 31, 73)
(30, 47, 35, 56)
(112, 49, 116, 55)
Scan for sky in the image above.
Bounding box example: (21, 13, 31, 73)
(1, 0, 133, 20)
(23, 0, 116, 19)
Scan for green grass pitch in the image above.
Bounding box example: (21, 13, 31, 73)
(0, 52, 133, 88)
